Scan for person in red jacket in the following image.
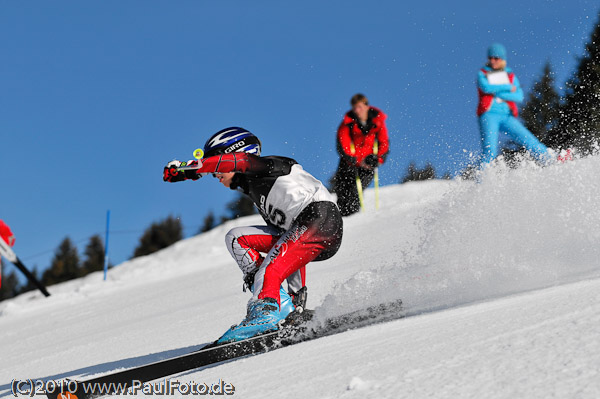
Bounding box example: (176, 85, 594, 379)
(0, 220, 16, 290)
(0, 220, 15, 248)
(334, 94, 390, 216)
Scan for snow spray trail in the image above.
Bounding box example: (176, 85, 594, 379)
(317, 155, 600, 321)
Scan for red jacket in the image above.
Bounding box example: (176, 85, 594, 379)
(477, 69, 519, 117)
(0, 220, 15, 247)
(337, 107, 390, 167)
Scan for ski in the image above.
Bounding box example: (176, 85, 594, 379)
(45, 299, 403, 399)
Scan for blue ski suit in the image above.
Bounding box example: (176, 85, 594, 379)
(477, 66, 551, 164)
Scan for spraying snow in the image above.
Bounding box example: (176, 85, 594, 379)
(317, 155, 600, 321)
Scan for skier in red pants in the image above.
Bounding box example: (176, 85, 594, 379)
(163, 127, 343, 342)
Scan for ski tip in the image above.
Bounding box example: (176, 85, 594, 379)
(46, 390, 79, 399)
(44, 380, 84, 399)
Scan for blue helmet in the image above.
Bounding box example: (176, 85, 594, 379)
(203, 127, 262, 158)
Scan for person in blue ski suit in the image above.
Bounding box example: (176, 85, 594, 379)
(476, 43, 553, 164)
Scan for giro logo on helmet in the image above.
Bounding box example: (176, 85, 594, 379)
(224, 140, 247, 153)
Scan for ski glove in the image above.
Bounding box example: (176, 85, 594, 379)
(364, 154, 379, 168)
(340, 153, 358, 166)
(163, 160, 200, 182)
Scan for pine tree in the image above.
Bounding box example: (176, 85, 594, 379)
(226, 193, 256, 219)
(82, 235, 106, 274)
(199, 212, 216, 233)
(133, 215, 183, 258)
(42, 237, 81, 286)
(521, 62, 560, 142)
(401, 162, 436, 183)
(0, 261, 21, 301)
(553, 13, 600, 151)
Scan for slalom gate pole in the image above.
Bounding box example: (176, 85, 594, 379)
(0, 236, 50, 297)
(103, 210, 110, 281)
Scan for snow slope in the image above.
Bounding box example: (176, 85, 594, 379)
(1, 155, 600, 398)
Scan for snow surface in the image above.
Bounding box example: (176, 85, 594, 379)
(1, 156, 600, 398)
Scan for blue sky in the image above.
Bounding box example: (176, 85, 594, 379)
(1, 0, 598, 279)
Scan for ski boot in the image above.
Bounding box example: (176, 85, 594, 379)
(248, 280, 295, 320)
(217, 286, 295, 343)
(279, 286, 296, 319)
(217, 297, 281, 343)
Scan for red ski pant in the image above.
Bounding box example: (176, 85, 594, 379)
(225, 202, 343, 305)
(225, 225, 305, 293)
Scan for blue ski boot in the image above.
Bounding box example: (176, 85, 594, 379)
(217, 297, 281, 343)
(279, 286, 296, 319)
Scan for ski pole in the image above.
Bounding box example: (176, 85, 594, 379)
(373, 140, 380, 210)
(374, 168, 379, 210)
(0, 236, 50, 297)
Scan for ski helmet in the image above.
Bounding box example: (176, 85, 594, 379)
(203, 127, 261, 158)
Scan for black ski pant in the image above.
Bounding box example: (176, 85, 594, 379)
(333, 159, 374, 216)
